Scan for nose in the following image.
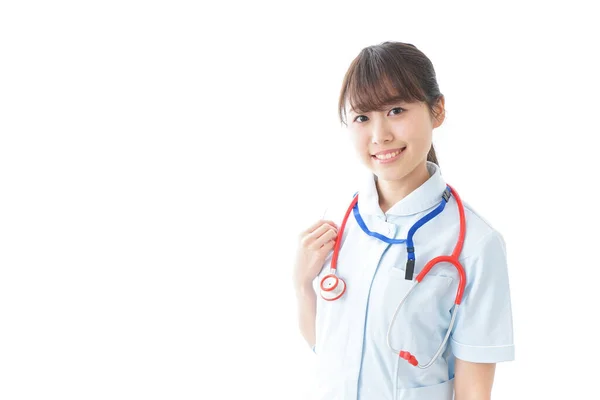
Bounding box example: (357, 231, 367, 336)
(371, 116, 393, 144)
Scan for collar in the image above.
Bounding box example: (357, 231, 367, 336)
(357, 161, 448, 217)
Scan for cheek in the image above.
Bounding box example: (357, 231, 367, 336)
(414, 130, 432, 147)
(349, 132, 369, 153)
(403, 121, 432, 149)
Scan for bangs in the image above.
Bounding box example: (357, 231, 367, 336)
(338, 46, 427, 124)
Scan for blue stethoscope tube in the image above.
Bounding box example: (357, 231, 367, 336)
(318, 184, 468, 369)
(352, 186, 451, 280)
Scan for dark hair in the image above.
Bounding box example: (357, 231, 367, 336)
(337, 41, 443, 166)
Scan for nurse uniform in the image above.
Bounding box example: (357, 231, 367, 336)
(312, 161, 515, 400)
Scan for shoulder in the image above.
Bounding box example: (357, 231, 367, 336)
(458, 199, 506, 261)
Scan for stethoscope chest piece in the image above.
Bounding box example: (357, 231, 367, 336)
(319, 273, 346, 301)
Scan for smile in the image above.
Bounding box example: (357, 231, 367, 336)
(371, 147, 406, 163)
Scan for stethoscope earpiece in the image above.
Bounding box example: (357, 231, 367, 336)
(319, 274, 346, 301)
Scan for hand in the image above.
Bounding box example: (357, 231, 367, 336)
(293, 220, 339, 289)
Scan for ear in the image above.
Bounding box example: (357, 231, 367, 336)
(432, 96, 445, 128)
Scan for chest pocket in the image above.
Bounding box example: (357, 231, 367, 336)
(376, 266, 457, 370)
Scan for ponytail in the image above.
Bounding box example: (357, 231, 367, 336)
(427, 144, 439, 167)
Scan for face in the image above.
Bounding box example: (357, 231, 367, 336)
(346, 99, 444, 182)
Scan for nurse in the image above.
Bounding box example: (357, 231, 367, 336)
(293, 41, 515, 400)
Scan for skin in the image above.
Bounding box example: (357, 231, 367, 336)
(347, 96, 496, 399)
(293, 96, 496, 398)
(346, 99, 440, 213)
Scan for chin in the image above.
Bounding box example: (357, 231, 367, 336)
(377, 171, 409, 182)
(370, 162, 418, 182)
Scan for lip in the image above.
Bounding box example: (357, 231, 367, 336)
(371, 147, 406, 164)
(372, 148, 405, 156)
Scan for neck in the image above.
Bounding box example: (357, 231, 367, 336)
(376, 161, 431, 214)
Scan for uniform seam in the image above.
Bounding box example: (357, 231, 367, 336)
(450, 337, 514, 349)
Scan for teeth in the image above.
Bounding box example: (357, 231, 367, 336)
(375, 150, 400, 160)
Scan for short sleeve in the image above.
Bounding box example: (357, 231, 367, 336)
(450, 230, 515, 363)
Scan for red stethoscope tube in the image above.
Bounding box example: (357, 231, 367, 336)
(415, 184, 466, 304)
(318, 195, 358, 301)
(318, 185, 467, 369)
(389, 184, 467, 368)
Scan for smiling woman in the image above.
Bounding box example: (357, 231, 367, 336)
(338, 42, 443, 166)
(292, 41, 515, 400)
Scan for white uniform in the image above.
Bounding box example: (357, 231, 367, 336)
(312, 162, 515, 400)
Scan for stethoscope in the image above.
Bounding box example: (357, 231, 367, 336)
(319, 184, 467, 369)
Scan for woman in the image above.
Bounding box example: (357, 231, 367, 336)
(293, 41, 514, 400)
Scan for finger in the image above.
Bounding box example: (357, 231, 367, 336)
(326, 220, 339, 230)
(320, 239, 336, 251)
(309, 227, 338, 250)
(309, 223, 338, 242)
(301, 223, 333, 248)
(301, 222, 337, 245)
(303, 220, 324, 235)
(303, 219, 338, 235)
(316, 239, 336, 257)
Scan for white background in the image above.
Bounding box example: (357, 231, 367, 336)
(1, 1, 599, 399)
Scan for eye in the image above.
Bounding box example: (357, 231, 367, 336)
(353, 115, 368, 123)
(389, 107, 405, 116)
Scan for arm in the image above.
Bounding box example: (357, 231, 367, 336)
(450, 231, 514, 397)
(292, 219, 338, 351)
(454, 358, 496, 400)
(294, 281, 317, 348)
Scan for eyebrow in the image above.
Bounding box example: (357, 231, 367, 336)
(349, 99, 410, 115)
